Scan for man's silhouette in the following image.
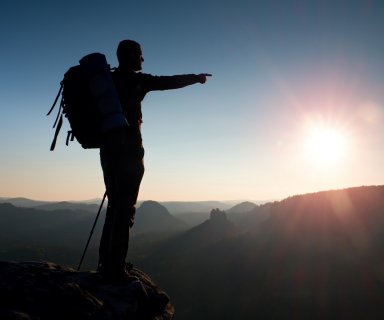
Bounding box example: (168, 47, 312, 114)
(98, 39, 211, 281)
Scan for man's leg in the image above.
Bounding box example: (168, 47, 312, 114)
(98, 145, 144, 277)
(109, 154, 144, 269)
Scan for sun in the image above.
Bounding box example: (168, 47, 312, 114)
(305, 126, 347, 166)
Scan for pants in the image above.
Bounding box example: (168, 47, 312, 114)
(98, 128, 144, 273)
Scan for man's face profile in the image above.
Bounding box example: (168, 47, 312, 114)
(132, 47, 143, 71)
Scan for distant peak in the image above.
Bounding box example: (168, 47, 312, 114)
(210, 208, 227, 221)
(140, 200, 162, 207)
(228, 201, 257, 214)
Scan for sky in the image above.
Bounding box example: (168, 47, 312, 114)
(0, 0, 383, 202)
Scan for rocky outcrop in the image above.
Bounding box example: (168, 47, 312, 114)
(0, 261, 174, 320)
(209, 208, 227, 221)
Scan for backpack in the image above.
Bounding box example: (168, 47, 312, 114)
(47, 53, 126, 151)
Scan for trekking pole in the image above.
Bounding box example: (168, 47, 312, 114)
(77, 191, 107, 271)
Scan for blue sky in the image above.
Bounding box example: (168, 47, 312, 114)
(1, 0, 383, 202)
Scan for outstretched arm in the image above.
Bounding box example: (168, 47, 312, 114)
(143, 73, 212, 91)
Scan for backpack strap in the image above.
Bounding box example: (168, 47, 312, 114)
(47, 82, 63, 116)
(48, 81, 65, 151)
(66, 130, 75, 146)
(50, 114, 63, 151)
(53, 98, 63, 127)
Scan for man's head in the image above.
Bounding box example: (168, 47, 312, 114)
(117, 40, 144, 71)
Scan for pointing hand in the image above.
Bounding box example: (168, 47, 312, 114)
(197, 73, 212, 84)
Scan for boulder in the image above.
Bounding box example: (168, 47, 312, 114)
(0, 261, 174, 320)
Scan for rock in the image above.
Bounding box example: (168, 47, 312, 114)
(0, 261, 174, 320)
(209, 208, 227, 221)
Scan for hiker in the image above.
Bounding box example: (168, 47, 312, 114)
(98, 39, 211, 281)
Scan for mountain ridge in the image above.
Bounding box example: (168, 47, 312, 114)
(2, 185, 384, 319)
(134, 185, 384, 320)
(0, 197, 263, 214)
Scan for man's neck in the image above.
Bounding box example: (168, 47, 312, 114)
(118, 65, 133, 71)
(118, 64, 141, 73)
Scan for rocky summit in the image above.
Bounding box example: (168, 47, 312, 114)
(0, 261, 174, 320)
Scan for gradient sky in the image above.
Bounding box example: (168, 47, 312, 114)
(1, 0, 383, 202)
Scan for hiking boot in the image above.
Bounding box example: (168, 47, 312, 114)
(100, 268, 138, 283)
(125, 261, 134, 271)
(98, 262, 138, 283)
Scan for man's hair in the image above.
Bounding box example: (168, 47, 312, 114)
(117, 40, 141, 64)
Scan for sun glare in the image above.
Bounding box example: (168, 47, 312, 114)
(305, 126, 347, 166)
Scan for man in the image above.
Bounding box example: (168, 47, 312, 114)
(98, 39, 211, 281)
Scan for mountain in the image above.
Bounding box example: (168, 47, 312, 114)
(35, 201, 102, 212)
(0, 197, 52, 207)
(169, 208, 237, 251)
(0, 200, 189, 268)
(3, 186, 384, 319)
(0, 197, 257, 228)
(0, 203, 96, 242)
(0, 202, 103, 266)
(134, 201, 188, 234)
(0, 200, 187, 267)
(159, 200, 263, 227)
(0, 200, 190, 244)
(134, 209, 239, 319)
(226, 201, 258, 227)
(173, 211, 210, 227)
(161, 201, 231, 214)
(0, 197, 106, 210)
(226, 201, 257, 214)
(160, 201, 235, 227)
(135, 208, 237, 280)
(135, 185, 384, 320)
